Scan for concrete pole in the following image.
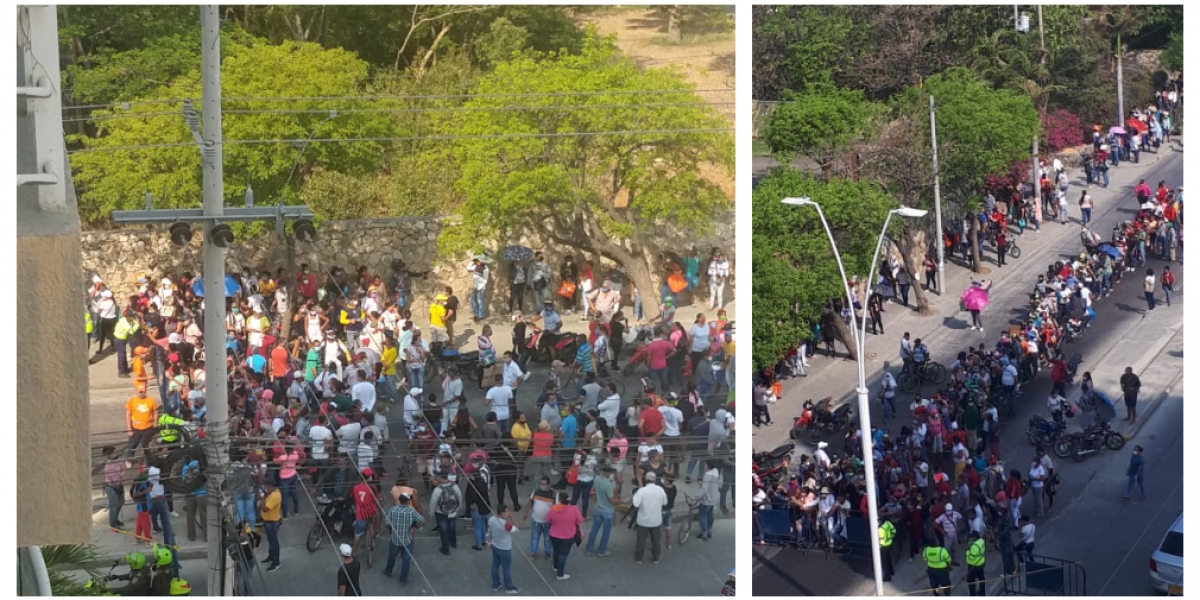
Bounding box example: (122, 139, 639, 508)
(930, 95, 945, 294)
(1116, 32, 1125, 128)
(199, 6, 229, 596)
(1033, 136, 1041, 217)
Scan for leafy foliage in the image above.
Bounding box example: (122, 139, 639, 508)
(763, 85, 878, 165)
(895, 68, 1039, 208)
(1040, 109, 1084, 151)
(751, 167, 909, 369)
(1160, 32, 1182, 73)
(434, 30, 733, 260)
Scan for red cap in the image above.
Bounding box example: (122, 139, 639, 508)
(361, 467, 374, 477)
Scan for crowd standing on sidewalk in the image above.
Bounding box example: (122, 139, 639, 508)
(89, 244, 737, 594)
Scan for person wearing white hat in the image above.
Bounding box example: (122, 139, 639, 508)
(814, 441, 831, 480)
(336, 543, 362, 596)
(935, 502, 963, 567)
(403, 387, 423, 432)
(92, 288, 120, 354)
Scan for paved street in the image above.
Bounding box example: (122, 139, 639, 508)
(753, 143, 1184, 595)
(85, 285, 737, 595)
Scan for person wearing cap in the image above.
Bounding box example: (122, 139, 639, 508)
(935, 502, 963, 567)
(335, 543, 362, 596)
(428, 293, 450, 345)
(923, 537, 952, 595)
(467, 257, 490, 321)
(429, 472, 464, 556)
(351, 468, 379, 557)
(401, 387, 423, 433)
(965, 530, 986, 595)
(92, 287, 120, 354)
(125, 384, 158, 460)
(529, 298, 564, 359)
(383, 490, 424, 584)
(112, 309, 141, 377)
(632, 470, 668, 563)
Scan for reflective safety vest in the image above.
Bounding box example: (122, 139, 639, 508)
(966, 538, 986, 567)
(85, 311, 94, 335)
(879, 521, 896, 548)
(114, 317, 140, 341)
(158, 414, 186, 443)
(924, 546, 950, 569)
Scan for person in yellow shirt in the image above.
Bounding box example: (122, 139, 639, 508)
(380, 338, 399, 405)
(510, 412, 533, 481)
(429, 294, 449, 344)
(261, 484, 282, 571)
(131, 345, 151, 392)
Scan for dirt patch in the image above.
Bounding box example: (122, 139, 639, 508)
(576, 7, 735, 197)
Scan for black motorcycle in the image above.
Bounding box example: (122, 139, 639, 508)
(425, 341, 480, 384)
(1065, 420, 1126, 462)
(807, 403, 854, 442)
(1027, 413, 1070, 456)
(753, 442, 795, 488)
(306, 496, 356, 552)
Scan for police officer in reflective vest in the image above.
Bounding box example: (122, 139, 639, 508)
(113, 310, 141, 378)
(879, 518, 897, 582)
(923, 539, 952, 596)
(966, 530, 987, 596)
(158, 410, 187, 446)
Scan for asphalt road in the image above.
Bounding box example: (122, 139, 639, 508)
(752, 146, 1184, 595)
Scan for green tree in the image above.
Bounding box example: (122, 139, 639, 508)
(1160, 32, 1182, 73)
(752, 167, 909, 368)
(434, 31, 733, 320)
(763, 84, 878, 181)
(69, 38, 395, 226)
(895, 68, 1038, 271)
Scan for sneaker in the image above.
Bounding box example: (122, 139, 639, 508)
(266, 563, 282, 572)
(506, 588, 521, 594)
(439, 548, 450, 556)
(653, 559, 660, 564)
(493, 587, 502, 593)
(556, 574, 571, 581)
(598, 552, 612, 557)
(170, 512, 181, 518)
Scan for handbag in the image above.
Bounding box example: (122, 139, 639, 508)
(574, 524, 583, 547)
(558, 280, 577, 298)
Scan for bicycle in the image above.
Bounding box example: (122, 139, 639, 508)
(364, 511, 381, 568)
(677, 494, 701, 545)
(898, 360, 947, 393)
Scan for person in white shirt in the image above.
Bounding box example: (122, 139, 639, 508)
(1017, 515, 1036, 563)
(1028, 459, 1047, 517)
(467, 258, 490, 321)
(402, 387, 423, 431)
(597, 386, 621, 430)
(440, 369, 465, 435)
(484, 376, 514, 431)
(632, 472, 668, 563)
(658, 398, 684, 473)
(351, 368, 377, 413)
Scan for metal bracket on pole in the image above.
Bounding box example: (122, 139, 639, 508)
(111, 205, 315, 225)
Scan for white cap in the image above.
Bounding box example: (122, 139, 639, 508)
(919, 463, 929, 473)
(817, 441, 828, 449)
(92, 274, 103, 284)
(644, 471, 657, 482)
(410, 387, 423, 397)
(339, 543, 353, 557)
(161, 278, 173, 288)
(101, 290, 113, 298)
(945, 503, 954, 513)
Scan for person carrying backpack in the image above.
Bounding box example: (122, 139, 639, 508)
(429, 473, 464, 555)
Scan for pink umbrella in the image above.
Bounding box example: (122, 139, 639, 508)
(961, 285, 990, 312)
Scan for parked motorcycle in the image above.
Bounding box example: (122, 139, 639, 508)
(426, 341, 480, 384)
(1065, 420, 1126, 462)
(1027, 414, 1070, 456)
(521, 323, 579, 366)
(753, 442, 795, 487)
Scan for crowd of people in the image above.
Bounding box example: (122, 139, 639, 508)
(90, 246, 737, 594)
(752, 135, 1180, 593)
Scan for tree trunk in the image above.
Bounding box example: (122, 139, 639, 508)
(415, 23, 452, 76)
(969, 220, 982, 273)
(824, 302, 859, 361)
(896, 228, 932, 314)
(280, 234, 297, 342)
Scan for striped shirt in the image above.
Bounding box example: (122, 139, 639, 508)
(104, 458, 124, 487)
(575, 342, 594, 373)
(708, 259, 730, 280)
(384, 505, 425, 546)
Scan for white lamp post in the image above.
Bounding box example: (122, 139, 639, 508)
(782, 196, 928, 596)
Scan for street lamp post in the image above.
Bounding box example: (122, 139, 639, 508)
(782, 196, 928, 596)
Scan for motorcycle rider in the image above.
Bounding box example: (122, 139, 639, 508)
(149, 544, 188, 596)
(529, 300, 563, 359)
(1046, 393, 1068, 425)
(100, 551, 152, 596)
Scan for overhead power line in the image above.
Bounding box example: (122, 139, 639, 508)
(62, 100, 737, 124)
(67, 126, 734, 155)
(62, 88, 734, 113)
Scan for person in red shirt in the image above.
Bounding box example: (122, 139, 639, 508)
(645, 329, 676, 393)
(1156, 181, 1169, 205)
(1135, 179, 1152, 203)
(351, 468, 379, 556)
(638, 397, 665, 441)
(1004, 470, 1024, 523)
(297, 264, 318, 302)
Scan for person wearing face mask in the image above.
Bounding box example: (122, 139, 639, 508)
(301, 303, 328, 345)
(559, 255, 579, 315)
(529, 252, 553, 309)
(297, 263, 319, 303)
(340, 297, 365, 355)
(530, 300, 563, 359)
(587, 280, 621, 323)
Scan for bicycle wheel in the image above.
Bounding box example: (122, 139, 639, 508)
(366, 528, 374, 568)
(678, 512, 693, 545)
(1009, 244, 1022, 259)
(306, 519, 324, 552)
(926, 362, 948, 384)
(899, 371, 920, 394)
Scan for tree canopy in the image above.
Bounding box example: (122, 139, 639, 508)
(751, 167, 910, 368)
(763, 84, 878, 171)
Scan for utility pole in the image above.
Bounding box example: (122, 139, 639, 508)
(929, 95, 945, 294)
(108, 7, 316, 595)
(198, 7, 229, 596)
(1116, 31, 1125, 128)
(1033, 136, 1041, 221)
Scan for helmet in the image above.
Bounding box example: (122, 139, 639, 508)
(124, 551, 147, 570)
(153, 544, 174, 567)
(169, 578, 192, 596)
